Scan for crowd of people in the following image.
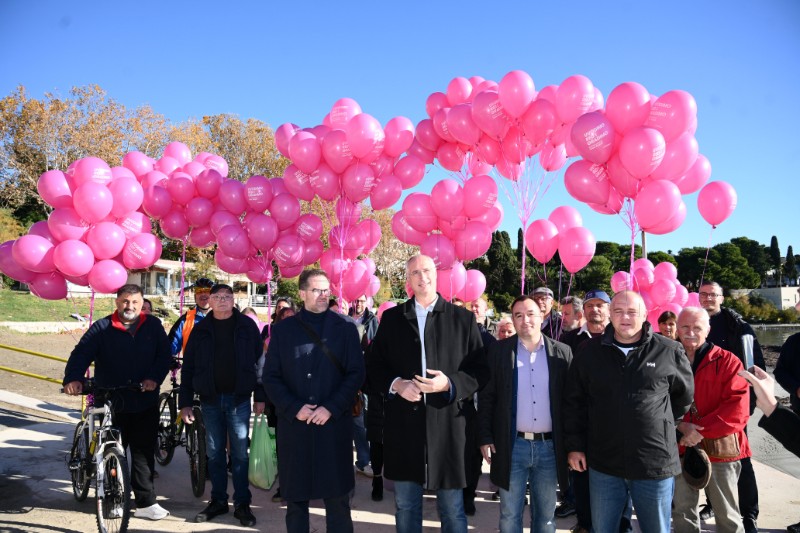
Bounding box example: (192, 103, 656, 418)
(61, 258, 800, 533)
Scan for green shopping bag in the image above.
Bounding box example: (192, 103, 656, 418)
(249, 414, 278, 489)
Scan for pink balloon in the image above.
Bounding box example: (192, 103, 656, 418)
(650, 132, 699, 181)
(383, 116, 415, 157)
(633, 258, 655, 272)
(646, 90, 697, 142)
(27, 221, 57, 245)
(27, 271, 67, 300)
(471, 90, 510, 140)
(588, 186, 624, 215)
(472, 201, 504, 232)
(342, 162, 376, 202)
(425, 92, 449, 119)
(246, 257, 273, 284)
(53, 239, 95, 277)
(370, 174, 402, 211)
(548, 206, 583, 233)
(270, 193, 301, 230)
(346, 113, 385, 162)
(436, 143, 466, 172)
(525, 219, 560, 263)
(320, 249, 347, 280)
(501, 126, 534, 164)
(269, 177, 288, 197)
(214, 249, 248, 274)
(111, 166, 136, 182)
(555, 75, 595, 123)
(605, 82, 652, 134)
(288, 131, 322, 174)
(456, 269, 487, 303)
(37, 170, 73, 208)
(302, 239, 324, 265)
(697, 181, 737, 226)
(673, 154, 711, 195)
(117, 211, 151, 239)
(432, 108, 457, 144)
(558, 226, 596, 274)
(430, 179, 464, 220)
(202, 154, 229, 178)
(140, 170, 168, 191)
(282, 164, 316, 202)
(496, 157, 525, 181)
(619, 127, 666, 179)
(107, 176, 144, 217)
(217, 224, 251, 259)
(278, 263, 304, 278)
(360, 218, 381, 253)
(291, 213, 322, 243)
(335, 197, 362, 225)
(182, 161, 207, 179)
(391, 211, 427, 245)
(634, 180, 682, 230)
(672, 284, 689, 306)
(403, 193, 438, 234)
(189, 225, 215, 248)
(86, 222, 126, 260)
(322, 129, 354, 174)
(420, 234, 456, 269)
(447, 104, 481, 146)
(653, 261, 678, 281)
(446, 77, 472, 106)
(161, 210, 190, 240)
(47, 208, 88, 242)
(219, 179, 247, 216)
(437, 261, 467, 300)
(163, 142, 192, 165)
(329, 98, 363, 129)
(141, 185, 173, 220)
(415, 118, 443, 152)
(610, 270, 631, 292)
(564, 160, 611, 205)
(646, 200, 687, 235)
(72, 157, 112, 187)
(73, 182, 113, 223)
(0, 240, 37, 282)
(185, 196, 214, 227)
(499, 70, 536, 118)
(209, 210, 240, 236)
(538, 142, 567, 172)
(394, 155, 426, 189)
(521, 99, 557, 146)
(309, 163, 341, 201)
(607, 153, 641, 199)
(12, 234, 55, 273)
(155, 156, 180, 176)
(273, 234, 304, 267)
(275, 123, 300, 158)
(88, 259, 127, 294)
(122, 151, 154, 178)
(570, 111, 615, 164)
(633, 267, 655, 291)
(453, 220, 492, 261)
(650, 278, 677, 307)
(407, 140, 435, 165)
(462, 174, 498, 218)
(165, 175, 196, 206)
(122, 233, 162, 270)
(196, 169, 224, 198)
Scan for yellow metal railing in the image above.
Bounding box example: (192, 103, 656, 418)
(0, 342, 91, 384)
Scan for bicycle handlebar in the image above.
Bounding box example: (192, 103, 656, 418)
(60, 378, 144, 395)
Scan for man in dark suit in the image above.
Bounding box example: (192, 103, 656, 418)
(477, 295, 572, 532)
(369, 254, 487, 533)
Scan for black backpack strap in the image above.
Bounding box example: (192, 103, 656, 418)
(296, 317, 345, 376)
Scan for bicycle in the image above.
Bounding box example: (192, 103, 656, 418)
(154, 358, 207, 497)
(65, 379, 140, 533)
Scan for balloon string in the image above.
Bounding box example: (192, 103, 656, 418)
(179, 238, 187, 314)
(88, 289, 96, 326)
(698, 227, 715, 290)
(267, 276, 273, 337)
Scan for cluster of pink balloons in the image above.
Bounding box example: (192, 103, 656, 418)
(524, 206, 596, 273)
(0, 156, 164, 299)
(565, 82, 736, 233)
(610, 259, 698, 325)
(412, 71, 607, 181)
(275, 98, 422, 212)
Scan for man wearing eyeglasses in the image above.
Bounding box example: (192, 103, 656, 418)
(180, 284, 266, 527)
(264, 269, 365, 533)
(369, 254, 488, 533)
(697, 281, 765, 533)
(168, 277, 214, 356)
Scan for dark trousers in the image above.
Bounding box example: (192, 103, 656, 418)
(286, 492, 353, 533)
(738, 456, 759, 523)
(370, 441, 384, 476)
(115, 406, 158, 508)
(574, 469, 633, 532)
(463, 406, 482, 503)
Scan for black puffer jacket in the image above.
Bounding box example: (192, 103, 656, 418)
(563, 322, 694, 480)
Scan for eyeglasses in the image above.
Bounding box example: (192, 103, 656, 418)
(698, 292, 721, 299)
(211, 294, 233, 302)
(307, 288, 330, 297)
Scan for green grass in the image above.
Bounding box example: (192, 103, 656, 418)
(0, 289, 119, 322)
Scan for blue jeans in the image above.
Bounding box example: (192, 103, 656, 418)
(353, 404, 370, 469)
(499, 436, 557, 533)
(202, 394, 252, 506)
(394, 480, 466, 533)
(589, 468, 673, 533)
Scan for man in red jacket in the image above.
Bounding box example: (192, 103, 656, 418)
(673, 307, 750, 533)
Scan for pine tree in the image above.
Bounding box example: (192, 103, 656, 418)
(784, 245, 797, 285)
(770, 236, 782, 286)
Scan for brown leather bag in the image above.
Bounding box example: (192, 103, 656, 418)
(701, 434, 740, 460)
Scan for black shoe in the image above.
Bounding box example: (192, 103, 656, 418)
(491, 490, 500, 501)
(464, 499, 476, 516)
(555, 500, 576, 518)
(234, 503, 256, 527)
(787, 521, 800, 533)
(744, 518, 758, 533)
(195, 499, 228, 523)
(699, 503, 715, 521)
(271, 488, 283, 503)
(371, 476, 383, 502)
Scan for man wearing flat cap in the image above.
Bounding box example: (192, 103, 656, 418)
(532, 287, 561, 339)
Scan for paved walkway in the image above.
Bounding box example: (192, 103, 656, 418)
(0, 389, 798, 532)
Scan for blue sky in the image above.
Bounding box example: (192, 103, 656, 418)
(1, 0, 798, 256)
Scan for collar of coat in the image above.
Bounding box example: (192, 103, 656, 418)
(600, 320, 655, 347)
(402, 293, 449, 319)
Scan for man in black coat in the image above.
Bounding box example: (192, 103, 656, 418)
(564, 290, 693, 532)
(180, 284, 265, 527)
(478, 295, 572, 532)
(64, 284, 172, 521)
(264, 269, 364, 533)
(369, 254, 487, 533)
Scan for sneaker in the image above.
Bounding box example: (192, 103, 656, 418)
(699, 503, 715, 521)
(234, 503, 256, 527)
(555, 500, 576, 518)
(137, 503, 169, 520)
(356, 464, 374, 478)
(195, 499, 228, 523)
(271, 488, 283, 503)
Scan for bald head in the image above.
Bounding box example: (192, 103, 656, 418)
(610, 291, 647, 343)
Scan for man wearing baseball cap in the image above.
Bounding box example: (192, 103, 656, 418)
(559, 290, 611, 355)
(532, 287, 562, 339)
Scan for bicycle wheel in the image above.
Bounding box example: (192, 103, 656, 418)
(69, 422, 91, 501)
(188, 407, 207, 498)
(155, 392, 176, 466)
(95, 447, 131, 533)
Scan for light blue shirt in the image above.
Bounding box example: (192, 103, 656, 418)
(516, 336, 552, 433)
(389, 296, 438, 396)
